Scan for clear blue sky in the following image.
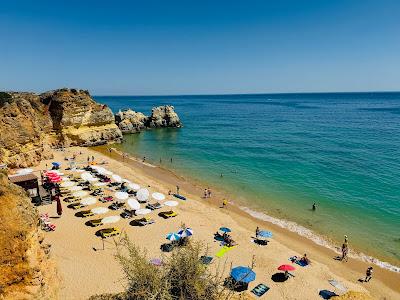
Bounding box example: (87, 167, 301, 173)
(1, 0, 399, 95)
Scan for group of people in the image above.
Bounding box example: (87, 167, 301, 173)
(203, 188, 212, 198)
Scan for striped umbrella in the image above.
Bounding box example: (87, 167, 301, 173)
(166, 233, 181, 241)
(178, 228, 193, 238)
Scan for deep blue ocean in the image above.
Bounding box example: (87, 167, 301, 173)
(95, 93, 400, 267)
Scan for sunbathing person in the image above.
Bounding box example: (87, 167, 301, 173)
(299, 253, 311, 265)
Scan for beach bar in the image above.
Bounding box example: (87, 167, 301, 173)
(8, 173, 41, 202)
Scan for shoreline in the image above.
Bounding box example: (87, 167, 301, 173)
(98, 145, 400, 273)
(34, 146, 400, 299)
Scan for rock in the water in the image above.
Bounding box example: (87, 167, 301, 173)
(147, 105, 182, 128)
(115, 109, 147, 133)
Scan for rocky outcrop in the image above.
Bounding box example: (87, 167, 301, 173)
(41, 89, 122, 146)
(0, 92, 55, 168)
(115, 105, 182, 134)
(0, 171, 58, 299)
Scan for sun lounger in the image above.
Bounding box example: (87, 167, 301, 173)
(200, 256, 213, 265)
(87, 218, 103, 227)
(100, 196, 113, 203)
(63, 196, 79, 203)
(173, 194, 186, 200)
(97, 227, 120, 238)
(146, 202, 163, 210)
(133, 217, 155, 226)
(121, 209, 135, 219)
(80, 210, 95, 218)
(215, 245, 235, 258)
(159, 210, 177, 218)
(109, 202, 125, 210)
(251, 283, 270, 297)
(68, 203, 85, 210)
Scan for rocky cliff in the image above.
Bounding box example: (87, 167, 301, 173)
(41, 89, 122, 146)
(0, 171, 58, 299)
(115, 105, 182, 134)
(0, 92, 55, 168)
(0, 89, 123, 168)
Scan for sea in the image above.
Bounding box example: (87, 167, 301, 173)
(94, 93, 400, 271)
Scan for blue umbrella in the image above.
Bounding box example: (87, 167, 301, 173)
(52, 162, 61, 167)
(219, 227, 231, 233)
(257, 230, 273, 238)
(166, 233, 180, 241)
(178, 228, 193, 238)
(230, 266, 256, 283)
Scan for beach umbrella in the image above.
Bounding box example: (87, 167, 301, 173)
(230, 266, 256, 283)
(135, 208, 151, 215)
(69, 185, 83, 191)
(149, 258, 163, 266)
(219, 227, 232, 233)
(128, 183, 141, 190)
(152, 192, 165, 201)
(51, 177, 62, 183)
(103, 170, 113, 175)
(61, 181, 75, 187)
(80, 197, 97, 206)
(112, 174, 122, 182)
(178, 228, 193, 238)
(16, 168, 33, 175)
(164, 201, 178, 207)
(61, 176, 70, 181)
(102, 215, 121, 224)
(166, 233, 180, 241)
(87, 177, 99, 182)
(257, 230, 273, 238)
(75, 169, 85, 173)
(136, 188, 149, 202)
(57, 172, 65, 176)
(52, 162, 61, 167)
(81, 172, 93, 181)
(122, 179, 131, 183)
(91, 207, 109, 215)
(72, 191, 89, 198)
(115, 191, 129, 200)
(94, 182, 108, 186)
(278, 265, 296, 272)
(127, 198, 140, 210)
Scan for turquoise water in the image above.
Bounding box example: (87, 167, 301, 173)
(95, 93, 400, 267)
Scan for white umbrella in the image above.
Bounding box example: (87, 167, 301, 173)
(16, 168, 33, 174)
(164, 201, 178, 207)
(69, 185, 83, 191)
(128, 183, 141, 190)
(102, 215, 121, 224)
(137, 188, 149, 202)
(91, 207, 109, 215)
(81, 172, 93, 180)
(80, 197, 97, 206)
(127, 198, 140, 210)
(135, 208, 151, 215)
(112, 174, 122, 182)
(72, 191, 89, 198)
(60, 181, 75, 187)
(87, 177, 99, 182)
(75, 169, 85, 173)
(61, 176, 70, 181)
(57, 172, 65, 176)
(123, 179, 131, 183)
(115, 191, 129, 200)
(103, 170, 113, 175)
(152, 192, 165, 201)
(94, 182, 108, 186)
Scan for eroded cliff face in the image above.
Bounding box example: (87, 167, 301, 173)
(41, 89, 122, 146)
(115, 105, 182, 134)
(0, 172, 58, 299)
(0, 89, 123, 168)
(0, 92, 55, 168)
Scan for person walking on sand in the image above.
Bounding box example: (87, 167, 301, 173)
(203, 189, 208, 198)
(56, 195, 62, 217)
(92, 155, 94, 163)
(208, 188, 212, 198)
(256, 226, 260, 237)
(364, 267, 373, 282)
(222, 199, 227, 208)
(176, 185, 180, 195)
(341, 243, 348, 262)
(87, 156, 90, 165)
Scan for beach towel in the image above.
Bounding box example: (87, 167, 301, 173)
(251, 283, 270, 297)
(295, 260, 309, 267)
(215, 245, 235, 258)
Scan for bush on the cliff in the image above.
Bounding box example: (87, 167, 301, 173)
(0, 92, 12, 107)
(89, 235, 236, 300)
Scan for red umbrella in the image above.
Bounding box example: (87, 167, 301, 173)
(51, 177, 62, 183)
(278, 264, 296, 271)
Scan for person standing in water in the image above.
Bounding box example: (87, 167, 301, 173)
(312, 203, 316, 211)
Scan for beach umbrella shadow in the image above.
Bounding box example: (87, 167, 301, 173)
(318, 289, 338, 299)
(271, 272, 288, 282)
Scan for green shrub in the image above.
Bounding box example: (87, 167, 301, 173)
(0, 92, 12, 106)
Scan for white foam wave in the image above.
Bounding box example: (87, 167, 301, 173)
(239, 206, 400, 273)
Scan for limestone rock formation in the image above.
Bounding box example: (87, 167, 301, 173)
(115, 109, 147, 133)
(115, 105, 182, 133)
(0, 171, 59, 299)
(147, 105, 182, 128)
(0, 92, 55, 168)
(41, 89, 123, 146)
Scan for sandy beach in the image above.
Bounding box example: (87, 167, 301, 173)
(35, 146, 400, 300)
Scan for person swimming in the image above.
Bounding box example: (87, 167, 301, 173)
(312, 203, 316, 211)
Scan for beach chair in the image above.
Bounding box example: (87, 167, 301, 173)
(133, 217, 155, 226)
(109, 202, 124, 210)
(146, 202, 163, 210)
(80, 210, 95, 218)
(68, 203, 85, 210)
(97, 227, 120, 238)
(200, 256, 213, 265)
(159, 210, 177, 219)
(100, 196, 113, 203)
(87, 218, 103, 227)
(121, 209, 135, 219)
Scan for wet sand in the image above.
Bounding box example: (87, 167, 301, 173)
(36, 146, 400, 300)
